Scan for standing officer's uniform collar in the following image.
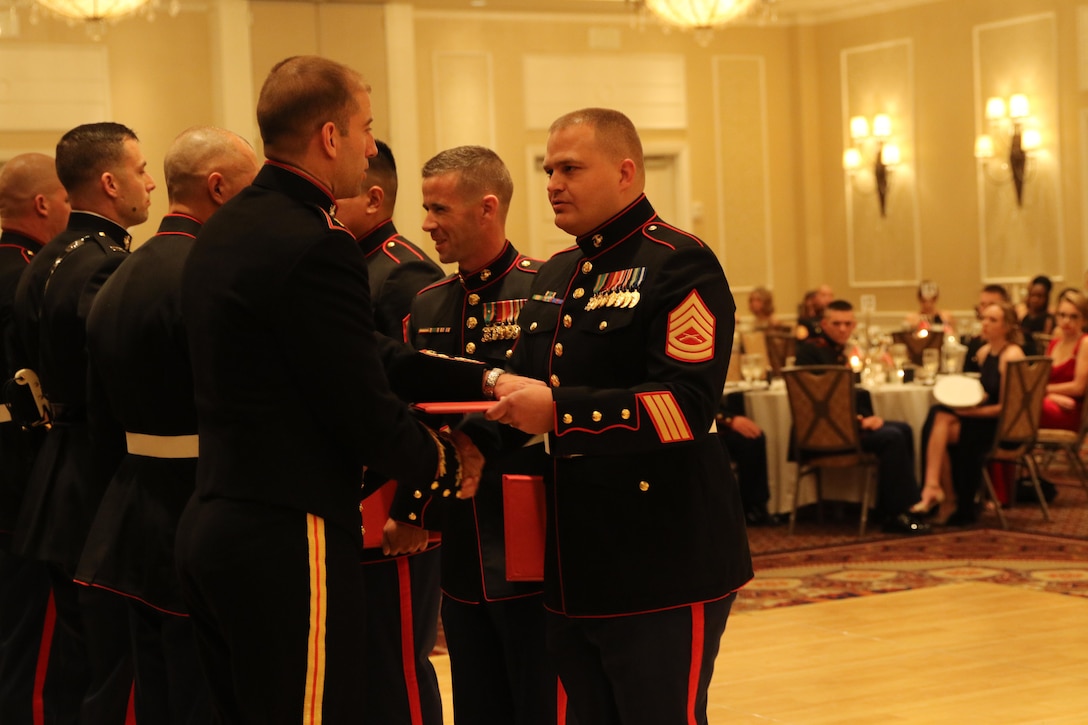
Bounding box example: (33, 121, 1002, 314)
(357, 218, 398, 255)
(156, 213, 203, 238)
(257, 161, 338, 218)
(574, 195, 655, 258)
(67, 210, 131, 250)
(458, 241, 520, 292)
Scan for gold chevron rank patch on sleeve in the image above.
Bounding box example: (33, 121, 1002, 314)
(637, 391, 693, 443)
(665, 290, 716, 363)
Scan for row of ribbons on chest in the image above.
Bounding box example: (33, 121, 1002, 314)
(478, 299, 526, 341)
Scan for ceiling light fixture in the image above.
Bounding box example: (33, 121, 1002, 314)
(0, 0, 178, 40)
(635, 0, 776, 45)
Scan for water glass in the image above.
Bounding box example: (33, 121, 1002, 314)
(921, 348, 940, 383)
(741, 353, 766, 387)
(889, 343, 909, 372)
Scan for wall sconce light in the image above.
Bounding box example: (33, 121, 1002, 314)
(843, 113, 900, 217)
(974, 93, 1041, 207)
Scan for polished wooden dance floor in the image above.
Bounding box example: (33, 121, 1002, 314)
(431, 582, 1088, 723)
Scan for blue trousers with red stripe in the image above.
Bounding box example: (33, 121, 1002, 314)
(359, 548, 442, 725)
(0, 551, 51, 724)
(176, 497, 366, 724)
(547, 594, 736, 725)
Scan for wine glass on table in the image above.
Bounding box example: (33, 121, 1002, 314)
(889, 343, 909, 382)
(741, 353, 766, 389)
(921, 347, 940, 384)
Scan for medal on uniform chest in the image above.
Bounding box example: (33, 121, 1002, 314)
(481, 298, 525, 341)
(585, 267, 646, 311)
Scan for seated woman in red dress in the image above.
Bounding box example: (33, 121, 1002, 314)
(1040, 289, 1088, 431)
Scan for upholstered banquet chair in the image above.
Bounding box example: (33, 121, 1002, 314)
(741, 331, 768, 359)
(782, 365, 879, 536)
(764, 330, 796, 379)
(1031, 392, 1088, 502)
(980, 356, 1052, 528)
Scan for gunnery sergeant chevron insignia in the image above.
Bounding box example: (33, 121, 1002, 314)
(665, 290, 715, 363)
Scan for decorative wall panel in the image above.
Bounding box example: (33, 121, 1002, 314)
(522, 54, 686, 130)
(0, 44, 110, 132)
(841, 39, 920, 288)
(433, 52, 495, 150)
(973, 13, 1063, 283)
(713, 55, 772, 292)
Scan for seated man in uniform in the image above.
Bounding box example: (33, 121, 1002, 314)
(795, 299, 929, 535)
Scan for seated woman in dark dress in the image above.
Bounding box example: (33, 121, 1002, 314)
(1019, 274, 1055, 339)
(1040, 289, 1088, 431)
(913, 301, 1025, 525)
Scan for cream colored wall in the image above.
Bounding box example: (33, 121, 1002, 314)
(404, 0, 1088, 320)
(406, 12, 805, 294)
(250, 1, 389, 141)
(809, 0, 1083, 318)
(0, 10, 217, 242)
(3, 0, 1084, 324)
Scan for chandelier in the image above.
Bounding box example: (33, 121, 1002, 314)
(638, 0, 776, 43)
(0, 0, 177, 39)
(35, 0, 151, 20)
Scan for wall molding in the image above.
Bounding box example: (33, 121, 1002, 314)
(840, 37, 921, 289)
(712, 54, 773, 292)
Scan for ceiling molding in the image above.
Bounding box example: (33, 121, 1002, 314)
(315, 0, 947, 27)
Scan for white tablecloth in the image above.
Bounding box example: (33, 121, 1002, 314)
(739, 381, 936, 514)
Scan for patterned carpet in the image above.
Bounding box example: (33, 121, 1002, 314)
(738, 476, 1088, 613)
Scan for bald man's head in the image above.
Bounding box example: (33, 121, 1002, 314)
(0, 153, 70, 242)
(164, 126, 259, 210)
(0, 153, 63, 218)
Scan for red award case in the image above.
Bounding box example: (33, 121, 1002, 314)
(502, 474, 546, 581)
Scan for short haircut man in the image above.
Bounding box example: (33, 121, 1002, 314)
(176, 56, 491, 722)
(411, 145, 554, 724)
(337, 139, 447, 723)
(0, 153, 69, 723)
(0, 153, 70, 243)
(795, 299, 929, 535)
(76, 125, 258, 723)
(421, 144, 514, 219)
(486, 108, 752, 724)
(10, 121, 155, 724)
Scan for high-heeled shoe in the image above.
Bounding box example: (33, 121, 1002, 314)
(910, 486, 945, 515)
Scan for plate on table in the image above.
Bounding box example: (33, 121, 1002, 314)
(933, 375, 986, 408)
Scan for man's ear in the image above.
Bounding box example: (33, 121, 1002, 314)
(321, 121, 339, 158)
(208, 171, 226, 204)
(366, 185, 385, 214)
(32, 193, 49, 217)
(617, 158, 637, 190)
(479, 194, 499, 221)
(101, 171, 120, 199)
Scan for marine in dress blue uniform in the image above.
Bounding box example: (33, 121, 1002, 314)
(76, 123, 261, 725)
(410, 144, 568, 725)
(174, 57, 492, 724)
(487, 109, 752, 725)
(338, 138, 449, 725)
(794, 300, 929, 535)
(358, 221, 447, 725)
(410, 242, 558, 725)
(0, 153, 69, 725)
(12, 123, 156, 725)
